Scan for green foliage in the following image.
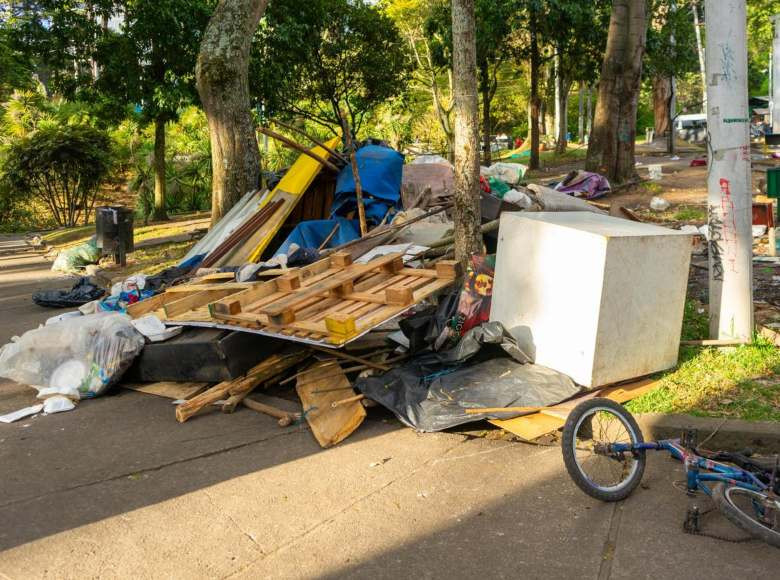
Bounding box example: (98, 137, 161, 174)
(2, 122, 112, 227)
(645, 0, 700, 80)
(122, 107, 212, 221)
(0, 21, 35, 102)
(252, 0, 411, 132)
(93, 0, 214, 125)
(747, 0, 776, 94)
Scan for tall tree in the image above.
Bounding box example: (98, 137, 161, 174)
(386, 0, 456, 159)
(586, 0, 647, 183)
(11, 1, 213, 222)
(424, 0, 515, 165)
(645, 0, 698, 146)
(252, 0, 409, 135)
(451, 0, 482, 265)
(546, 1, 610, 154)
(114, 0, 213, 221)
(197, 0, 267, 226)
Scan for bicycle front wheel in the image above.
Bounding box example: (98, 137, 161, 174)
(713, 483, 780, 548)
(561, 398, 646, 502)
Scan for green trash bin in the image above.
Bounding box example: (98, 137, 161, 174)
(768, 167, 780, 199)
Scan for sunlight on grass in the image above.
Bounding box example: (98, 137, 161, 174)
(627, 301, 780, 422)
(671, 205, 707, 222)
(110, 240, 196, 278)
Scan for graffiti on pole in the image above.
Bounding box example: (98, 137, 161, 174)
(709, 205, 725, 281)
(709, 177, 742, 282)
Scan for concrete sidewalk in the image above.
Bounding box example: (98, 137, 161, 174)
(1, 237, 779, 579)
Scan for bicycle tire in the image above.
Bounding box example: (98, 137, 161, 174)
(561, 398, 646, 502)
(713, 483, 780, 549)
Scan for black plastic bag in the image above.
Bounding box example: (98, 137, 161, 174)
(33, 277, 105, 308)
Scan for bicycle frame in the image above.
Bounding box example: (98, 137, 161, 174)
(609, 440, 768, 496)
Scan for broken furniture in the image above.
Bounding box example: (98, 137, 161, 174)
(125, 327, 282, 383)
(490, 212, 692, 388)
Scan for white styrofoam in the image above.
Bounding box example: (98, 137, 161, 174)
(490, 212, 692, 387)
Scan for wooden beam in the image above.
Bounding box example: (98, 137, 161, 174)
(270, 118, 348, 163)
(175, 350, 307, 422)
(257, 126, 340, 172)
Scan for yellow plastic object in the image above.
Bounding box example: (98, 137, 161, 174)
(246, 136, 341, 263)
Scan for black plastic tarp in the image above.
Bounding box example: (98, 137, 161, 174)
(32, 277, 105, 308)
(354, 322, 579, 432)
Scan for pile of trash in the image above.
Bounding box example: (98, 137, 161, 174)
(2, 134, 676, 452)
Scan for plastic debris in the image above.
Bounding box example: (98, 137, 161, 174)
(51, 237, 101, 274)
(0, 404, 43, 424)
(650, 196, 671, 211)
(43, 395, 76, 414)
(481, 162, 527, 185)
(0, 312, 145, 399)
(33, 277, 105, 308)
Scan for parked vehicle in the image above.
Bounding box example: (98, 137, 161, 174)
(675, 114, 707, 143)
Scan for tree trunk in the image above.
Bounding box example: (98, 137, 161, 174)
(152, 115, 168, 221)
(196, 0, 267, 227)
(586, 85, 593, 141)
(586, 0, 647, 184)
(529, 6, 541, 170)
(480, 60, 492, 166)
(451, 0, 482, 266)
(555, 77, 570, 154)
(692, 0, 706, 113)
(578, 82, 585, 144)
(652, 75, 672, 137)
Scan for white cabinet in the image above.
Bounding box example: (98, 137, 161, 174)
(490, 212, 692, 387)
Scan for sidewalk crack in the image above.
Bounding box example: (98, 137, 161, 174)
(222, 436, 474, 579)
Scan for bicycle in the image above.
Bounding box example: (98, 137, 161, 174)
(560, 398, 780, 548)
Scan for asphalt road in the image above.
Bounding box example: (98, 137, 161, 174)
(1, 235, 779, 579)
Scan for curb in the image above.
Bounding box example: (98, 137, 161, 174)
(635, 413, 780, 454)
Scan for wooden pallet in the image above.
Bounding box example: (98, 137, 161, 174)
(155, 251, 459, 347)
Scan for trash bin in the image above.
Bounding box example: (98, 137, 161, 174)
(96, 206, 134, 265)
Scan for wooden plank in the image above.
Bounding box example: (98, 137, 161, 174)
(209, 257, 335, 316)
(491, 378, 661, 440)
(190, 272, 236, 284)
(175, 350, 308, 422)
(165, 282, 251, 293)
(258, 253, 404, 320)
(296, 362, 366, 448)
(126, 293, 170, 319)
(164, 288, 242, 319)
(123, 381, 208, 400)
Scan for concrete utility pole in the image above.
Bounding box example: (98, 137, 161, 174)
(705, 0, 753, 340)
(772, 14, 780, 134)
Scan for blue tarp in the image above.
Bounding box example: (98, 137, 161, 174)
(331, 144, 404, 224)
(275, 218, 361, 256)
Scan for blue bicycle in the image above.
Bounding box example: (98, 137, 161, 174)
(561, 399, 780, 548)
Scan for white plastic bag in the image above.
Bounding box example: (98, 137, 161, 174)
(650, 196, 670, 211)
(481, 162, 527, 185)
(0, 312, 145, 399)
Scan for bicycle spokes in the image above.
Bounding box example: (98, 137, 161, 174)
(572, 409, 639, 491)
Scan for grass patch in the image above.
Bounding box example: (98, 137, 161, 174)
(41, 225, 95, 246)
(108, 240, 196, 279)
(672, 205, 707, 222)
(627, 301, 780, 422)
(41, 214, 209, 250)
